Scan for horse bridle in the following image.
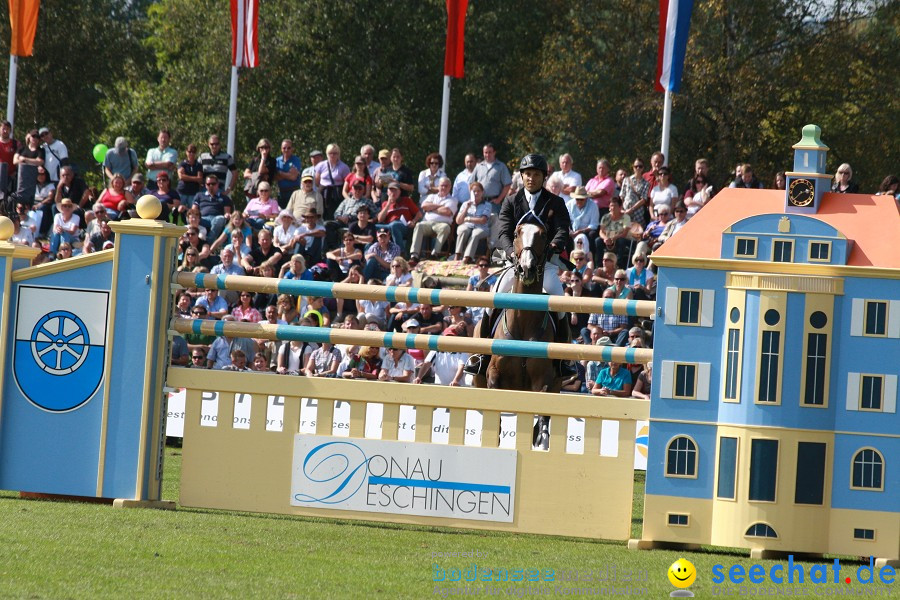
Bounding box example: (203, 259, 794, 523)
(514, 235, 547, 284)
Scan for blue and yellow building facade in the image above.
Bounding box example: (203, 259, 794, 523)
(638, 126, 899, 564)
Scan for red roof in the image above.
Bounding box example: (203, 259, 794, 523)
(653, 189, 900, 268)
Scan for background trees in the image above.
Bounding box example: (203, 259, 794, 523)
(0, 0, 896, 192)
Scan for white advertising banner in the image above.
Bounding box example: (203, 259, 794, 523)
(290, 436, 517, 523)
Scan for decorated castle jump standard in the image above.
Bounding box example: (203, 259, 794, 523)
(630, 125, 900, 567)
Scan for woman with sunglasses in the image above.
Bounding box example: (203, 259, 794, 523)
(242, 182, 280, 230)
(417, 152, 446, 198)
(649, 167, 679, 220)
(626, 252, 654, 301)
(34, 166, 56, 207)
(326, 231, 363, 281)
(830, 163, 859, 194)
(243, 138, 277, 198)
(342, 155, 373, 200)
(683, 174, 712, 218)
(620, 158, 650, 227)
(232, 291, 262, 323)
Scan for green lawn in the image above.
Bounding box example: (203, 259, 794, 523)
(0, 447, 889, 599)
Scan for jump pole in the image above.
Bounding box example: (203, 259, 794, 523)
(172, 318, 654, 365)
(174, 272, 657, 318)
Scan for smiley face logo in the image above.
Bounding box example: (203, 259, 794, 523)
(668, 558, 696, 589)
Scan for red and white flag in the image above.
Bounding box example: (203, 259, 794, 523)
(231, 0, 259, 68)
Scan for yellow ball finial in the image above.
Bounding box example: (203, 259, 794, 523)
(136, 194, 162, 220)
(0, 215, 14, 241)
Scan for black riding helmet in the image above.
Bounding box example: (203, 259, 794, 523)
(518, 153, 548, 176)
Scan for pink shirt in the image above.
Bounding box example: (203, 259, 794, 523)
(585, 175, 616, 210)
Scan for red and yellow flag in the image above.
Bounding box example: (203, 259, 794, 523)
(8, 0, 40, 57)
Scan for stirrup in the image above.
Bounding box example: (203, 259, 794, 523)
(464, 354, 489, 376)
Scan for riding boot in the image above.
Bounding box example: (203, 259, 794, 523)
(463, 311, 493, 376)
(553, 313, 577, 378)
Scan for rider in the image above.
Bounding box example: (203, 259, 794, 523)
(465, 153, 575, 376)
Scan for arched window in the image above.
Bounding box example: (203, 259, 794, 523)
(745, 523, 778, 538)
(851, 449, 884, 490)
(665, 436, 697, 478)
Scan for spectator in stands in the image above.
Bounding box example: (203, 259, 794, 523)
(286, 174, 323, 223)
(0, 120, 18, 185)
(473, 143, 512, 242)
(370, 149, 391, 201)
(385, 256, 412, 287)
(831, 163, 859, 194)
(341, 345, 381, 380)
(349, 205, 376, 250)
(252, 354, 270, 372)
(243, 181, 280, 230)
(243, 138, 277, 198)
(611, 269, 633, 301)
(360, 144, 378, 178)
(148, 170, 180, 223)
(10, 214, 34, 247)
(626, 252, 654, 300)
(657, 203, 689, 246)
(49, 198, 80, 258)
(55, 241, 74, 260)
(243, 228, 283, 275)
(305, 342, 341, 378)
(567, 186, 600, 258)
(276, 338, 314, 375)
(638, 205, 671, 254)
(144, 129, 177, 191)
(34, 167, 55, 207)
(631, 361, 652, 399)
(684, 158, 715, 197)
(411, 177, 457, 258)
(729, 163, 763, 189)
(195, 175, 233, 242)
(199, 134, 237, 195)
(453, 153, 477, 204)
(378, 347, 414, 382)
(329, 180, 376, 249)
(292, 209, 326, 263)
(178, 247, 201, 272)
(84, 219, 115, 254)
(649, 166, 679, 220)
(326, 231, 363, 281)
(206, 316, 256, 369)
(466, 259, 497, 291)
(585, 158, 614, 216)
(453, 181, 492, 263)
(375, 147, 416, 205)
(275, 139, 302, 208)
(642, 151, 664, 191)
(211, 247, 245, 276)
(585, 288, 629, 347)
(189, 348, 207, 369)
(570, 249, 592, 288)
(683, 173, 712, 218)
(343, 155, 373, 201)
(281, 254, 312, 281)
(590, 361, 633, 397)
(275, 293, 300, 324)
(177, 144, 204, 211)
(315, 143, 350, 220)
(273, 210, 298, 255)
(225, 230, 252, 266)
(409, 303, 445, 335)
(210, 212, 252, 254)
(196, 287, 229, 319)
(52, 165, 88, 228)
(180, 225, 212, 265)
(184, 207, 207, 241)
(333, 265, 364, 319)
(232, 291, 262, 323)
(418, 152, 446, 198)
(620, 158, 650, 228)
(376, 182, 420, 248)
(13, 129, 45, 205)
(773, 171, 786, 191)
(876, 175, 899, 198)
(599, 196, 632, 268)
(357, 282, 389, 330)
(184, 306, 215, 354)
(591, 251, 618, 291)
(302, 150, 324, 188)
(102, 137, 138, 181)
(555, 153, 582, 203)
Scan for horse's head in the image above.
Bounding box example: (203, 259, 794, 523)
(513, 223, 548, 286)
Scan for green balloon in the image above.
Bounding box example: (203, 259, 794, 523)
(92, 143, 109, 164)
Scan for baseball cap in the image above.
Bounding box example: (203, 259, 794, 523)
(378, 149, 390, 159)
(38, 127, 50, 136)
(309, 150, 323, 158)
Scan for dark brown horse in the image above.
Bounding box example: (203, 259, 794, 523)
(473, 223, 561, 446)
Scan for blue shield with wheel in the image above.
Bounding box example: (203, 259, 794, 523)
(14, 287, 109, 412)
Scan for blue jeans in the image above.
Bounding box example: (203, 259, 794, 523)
(375, 222, 409, 249)
(50, 230, 78, 255)
(363, 257, 389, 281)
(201, 215, 228, 241)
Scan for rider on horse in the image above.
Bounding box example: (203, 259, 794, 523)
(465, 153, 576, 377)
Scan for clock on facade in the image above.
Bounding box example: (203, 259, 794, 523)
(788, 178, 815, 207)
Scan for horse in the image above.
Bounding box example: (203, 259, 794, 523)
(473, 222, 562, 447)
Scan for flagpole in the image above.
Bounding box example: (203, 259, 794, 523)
(660, 89, 672, 166)
(439, 76, 451, 161)
(6, 55, 17, 131)
(226, 65, 239, 188)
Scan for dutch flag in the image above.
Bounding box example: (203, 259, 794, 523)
(655, 0, 694, 93)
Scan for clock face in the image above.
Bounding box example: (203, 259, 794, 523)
(789, 178, 814, 207)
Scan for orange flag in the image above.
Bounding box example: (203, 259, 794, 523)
(9, 0, 40, 57)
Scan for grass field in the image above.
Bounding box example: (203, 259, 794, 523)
(0, 446, 891, 599)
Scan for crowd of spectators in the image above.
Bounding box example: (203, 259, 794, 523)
(3, 123, 897, 397)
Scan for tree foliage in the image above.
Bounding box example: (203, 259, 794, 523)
(1, 0, 896, 191)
